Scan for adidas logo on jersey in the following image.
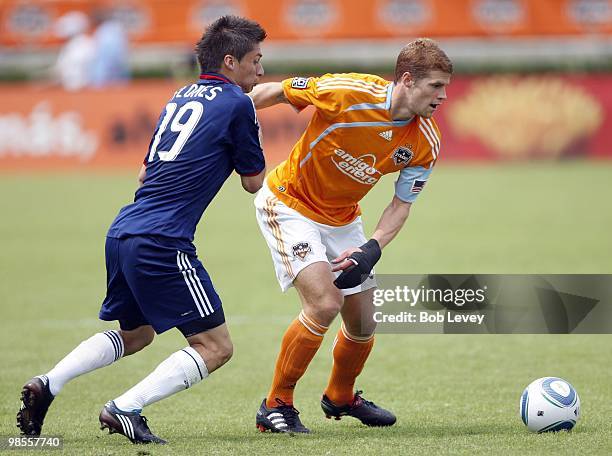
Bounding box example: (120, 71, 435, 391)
(379, 130, 393, 141)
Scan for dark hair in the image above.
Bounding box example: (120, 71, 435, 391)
(195, 15, 267, 73)
(395, 38, 453, 82)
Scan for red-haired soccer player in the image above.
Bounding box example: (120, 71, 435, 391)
(250, 38, 452, 433)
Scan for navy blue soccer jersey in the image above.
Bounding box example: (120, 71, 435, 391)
(107, 73, 265, 241)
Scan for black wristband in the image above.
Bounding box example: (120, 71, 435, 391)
(333, 239, 382, 289)
(361, 238, 381, 258)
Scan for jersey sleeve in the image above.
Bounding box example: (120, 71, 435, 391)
(282, 74, 388, 120)
(229, 95, 266, 176)
(394, 166, 433, 203)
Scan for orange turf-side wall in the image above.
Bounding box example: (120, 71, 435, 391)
(0, 80, 311, 171)
(0, 75, 611, 172)
(1, 0, 611, 48)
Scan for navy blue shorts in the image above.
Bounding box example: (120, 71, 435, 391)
(99, 235, 224, 335)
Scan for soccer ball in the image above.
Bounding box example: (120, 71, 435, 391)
(520, 377, 580, 433)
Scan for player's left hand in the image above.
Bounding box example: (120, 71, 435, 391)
(332, 239, 381, 289)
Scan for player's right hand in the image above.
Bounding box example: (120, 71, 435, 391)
(332, 239, 381, 289)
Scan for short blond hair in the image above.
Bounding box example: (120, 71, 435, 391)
(395, 38, 453, 82)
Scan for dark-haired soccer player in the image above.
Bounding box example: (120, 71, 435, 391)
(17, 15, 267, 444)
(250, 38, 452, 433)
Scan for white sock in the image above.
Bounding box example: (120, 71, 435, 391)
(113, 346, 208, 412)
(46, 330, 124, 396)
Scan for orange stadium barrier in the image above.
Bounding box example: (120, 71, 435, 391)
(1, 0, 611, 47)
(0, 75, 610, 172)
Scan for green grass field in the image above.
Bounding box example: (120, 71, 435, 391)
(1, 162, 611, 455)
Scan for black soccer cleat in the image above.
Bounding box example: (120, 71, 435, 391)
(256, 398, 310, 434)
(99, 401, 167, 444)
(17, 376, 55, 436)
(321, 390, 396, 427)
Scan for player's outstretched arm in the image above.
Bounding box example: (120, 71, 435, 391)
(248, 82, 287, 109)
(370, 195, 412, 249)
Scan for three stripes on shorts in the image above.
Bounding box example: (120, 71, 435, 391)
(176, 251, 215, 317)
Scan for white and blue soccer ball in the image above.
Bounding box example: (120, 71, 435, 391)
(520, 377, 580, 433)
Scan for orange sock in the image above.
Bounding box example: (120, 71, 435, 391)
(266, 311, 328, 407)
(324, 324, 374, 405)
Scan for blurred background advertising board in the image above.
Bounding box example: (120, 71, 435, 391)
(0, 75, 610, 170)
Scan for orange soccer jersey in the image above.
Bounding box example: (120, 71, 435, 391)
(267, 73, 442, 226)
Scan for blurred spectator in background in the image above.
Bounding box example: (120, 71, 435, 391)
(91, 9, 130, 87)
(53, 11, 95, 91)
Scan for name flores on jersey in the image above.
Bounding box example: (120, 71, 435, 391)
(332, 148, 381, 185)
